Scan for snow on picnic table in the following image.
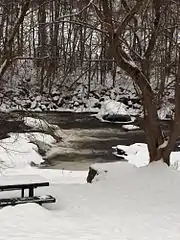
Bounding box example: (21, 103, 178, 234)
(0, 174, 48, 186)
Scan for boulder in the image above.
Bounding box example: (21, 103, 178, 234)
(102, 113, 131, 122)
(116, 148, 127, 156)
(93, 102, 101, 109)
(52, 95, 59, 103)
(131, 97, 141, 105)
(119, 97, 129, 105)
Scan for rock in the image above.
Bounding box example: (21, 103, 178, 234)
(93, 102, 101, 109)
(36, 96, 42, 102)
(168, 98, 174, 104)
(99, 97, 105, 102)
(131, 98, 141, 104)
(133, 103, 141, 109)
(4, 90, 13, 97)
(128, 100, 132, 107)
(57, 97, 64, 107)
(51, 104, 57, 110)
(119, 97, 129, 105)
(78, 101, 84, 106)
(52, 95, 59, 103)
(64, 95, 71, 100)
(19, 89, 27, 97)
(87, 167, 98, 183)
(89, 91, 100, 99)
(74, 101, 79, 107)
(102, 113, 131, 122)
(51, 91, 60, 98)
(31, 101, 38, 109)
(24, 101, 31, 109)
(72, 96, 78, 102)
(110, 91, 116, 100)
(41, 101, 49, 107)
(116, 148, 127, 156)
(105, 91, 110, 96)
(40, 104, 47, 111)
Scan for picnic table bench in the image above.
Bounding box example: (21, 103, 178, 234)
(0, 175, 56, 207)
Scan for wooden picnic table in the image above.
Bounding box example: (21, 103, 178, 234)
(0, 175, 56, 207)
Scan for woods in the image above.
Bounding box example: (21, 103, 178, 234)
(0, 0, 180, 165)
(0, 0, 117, 93)
(94, 0, 180, 165)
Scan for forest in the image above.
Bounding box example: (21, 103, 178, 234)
(0, 0, 180, 164)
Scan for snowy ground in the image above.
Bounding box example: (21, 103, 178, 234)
(112, 143, 180, 169)
(0, 132, 180, 239)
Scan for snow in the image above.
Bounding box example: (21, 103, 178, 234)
(0, 132, 57, 170)
(1, 160, 180, 239)
(95, 99, 132, 122)
(24, 117, 59, 131)
(27, 132, 56, 145)
(1, 132, 180, 239)
(122, 124, 140, 130)
(0, 132, 87, 184)
(158, 140, 168, 149)
(158, 106, 173, 120)
(98, 99, 128, 116)
(113, 143, 149, 167)
(0, 133, 43, 169)
(0, 175, 48, 186)
(113, 142, 180, 169)
(4, 167, 87, 185)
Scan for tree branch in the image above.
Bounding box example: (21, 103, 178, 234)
(144, 0, 162, 59)
(115, 0, 148, 37)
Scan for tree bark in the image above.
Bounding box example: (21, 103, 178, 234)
(111, 41, 164, 162)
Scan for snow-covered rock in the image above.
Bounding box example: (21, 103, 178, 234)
(158, 105, 174, 120)
(122, 124, 140, 130)
(24, 117, 59, 132)
(0, 133, 43, 169)
(96, 100, 132, 123)
(113, 142, 180, 169)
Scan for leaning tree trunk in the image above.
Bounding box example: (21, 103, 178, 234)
(111, 41, 166, 163)
(96, 0, 180, 166)
(132, 69, 165, 162)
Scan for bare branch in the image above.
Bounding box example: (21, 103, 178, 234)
(115, 0, 148, 37)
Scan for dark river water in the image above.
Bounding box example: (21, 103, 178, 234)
(28, 111, 179, 170)
(34, 111, 145, 169)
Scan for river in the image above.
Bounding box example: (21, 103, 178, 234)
(23, 111, 180, 170)
(34, 111, 146, 170)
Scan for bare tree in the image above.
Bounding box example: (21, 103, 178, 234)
(0, 0, 31, 80)
(93, 0, 180, 165)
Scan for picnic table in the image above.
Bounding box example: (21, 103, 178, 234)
(0, 175, 56, 207)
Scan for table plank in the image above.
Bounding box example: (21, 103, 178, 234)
(0, 195, 56, 207)
(0, 175, 49, 189)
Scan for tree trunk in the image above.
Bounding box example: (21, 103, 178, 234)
(97, 0, 180, 166)
(111, 40, 165, 163)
